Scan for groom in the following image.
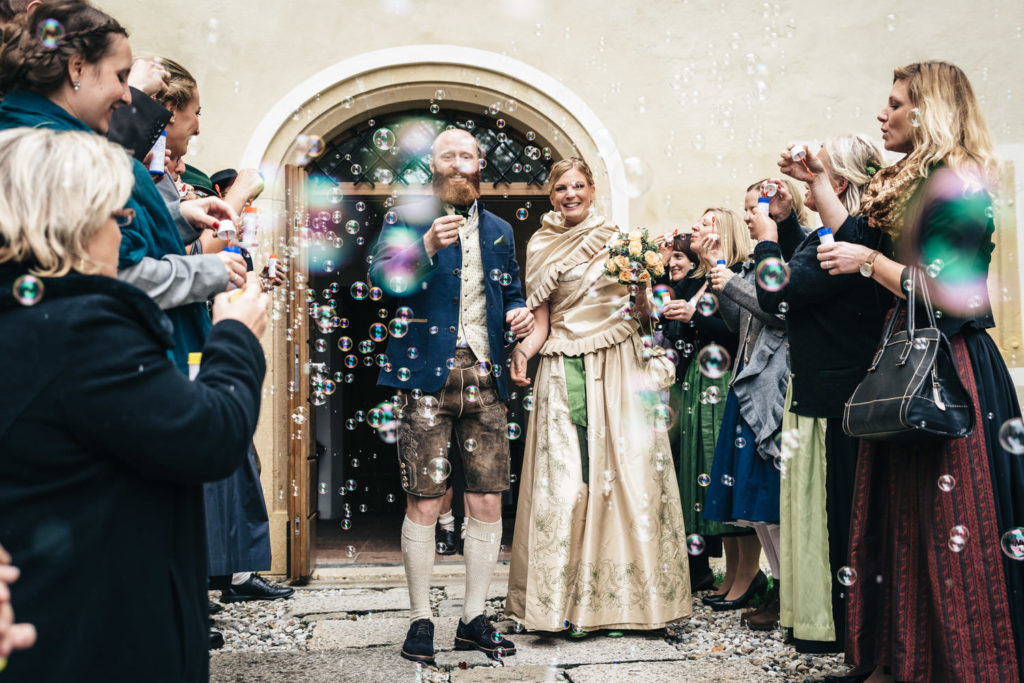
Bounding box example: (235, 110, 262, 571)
(370, 129, 534, 664)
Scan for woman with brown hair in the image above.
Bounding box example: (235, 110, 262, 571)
(506, 158, 691, 634)
(785, 61, 1022, 682)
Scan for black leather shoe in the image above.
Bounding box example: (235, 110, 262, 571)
(220, 575, 295, 603)
(400, 618, 435, 664)
(454, 614, 517, 660)
(709, 570, 768, 611)
(822, 670, 872, 683)
(701, 592, 729, 606)
(436, 527, 458, 555)
(209, 630, 224, 650)
(209, 600, 223, 615)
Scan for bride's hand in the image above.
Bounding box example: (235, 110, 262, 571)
(510, 348, 531, 386)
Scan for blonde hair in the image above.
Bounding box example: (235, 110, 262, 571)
(821, 134, 886, 216)
(547, 157, 595, 193)
(0, 128, 133, 276)
(693, 207, 752, 278)
(895, 61, 999, 185)
(154, 56, 197, 111)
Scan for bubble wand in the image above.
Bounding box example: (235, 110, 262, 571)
(790, 144, 816, 178)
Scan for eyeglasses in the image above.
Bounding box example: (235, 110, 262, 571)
(112, 208, 135, 228)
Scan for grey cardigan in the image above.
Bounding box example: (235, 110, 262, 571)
(716, 261, 790, 461)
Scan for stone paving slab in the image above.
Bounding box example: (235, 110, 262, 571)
(309, 617, 460, 650)
(211, 647, 431, 683)
(502, 630, 690, 668)
(450, 664, 560, 681)
(289, 587, 411, 616)
(566, 659, 776, 682)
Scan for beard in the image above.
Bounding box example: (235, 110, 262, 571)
(433, 167, 481, 206)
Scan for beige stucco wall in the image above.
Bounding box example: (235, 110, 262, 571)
(100, 0, 1024, 574)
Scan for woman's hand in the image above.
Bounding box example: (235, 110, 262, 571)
(778, 144, 825, 183)
(0, 542, 36, 659)
(694, 234, 723, 269)
(662, 298, 695, 322)
(510, 348, 531, 386)
(765, 176, 794, 221)
(747, 209, 779, 243)
(212, 273, 270, 338)
(181, 197, 239, 232)
(709, 264, 734, 291)
(817, 241, 873, 275)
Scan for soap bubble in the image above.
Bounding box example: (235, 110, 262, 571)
(345, 220, 360, 235)
(697, 473, 710, 487)
(697, 344, 731, 379)
(998, 418, 1024, 454)
(369, 286, 383, 301)
(395, 306, 413, 320)
(375, 169, 394, 184)
(384, 210, 398, 225)
(374, 353, 388, 367)
(350, 164, 363, 176)
(721, 475, 735, 487)
(516, 208, 529, 221)
(523, 394, 535, 411)
(351, 281, 368, 300)
(314, 338, 327, 353)
(837, 566, 857, 586)
(346, 479, 358, 491)
(407, 347, 419, 359)
(909, 108, 922, 127)
(652, 404, 674, 431)
(705, 386, 721, 404)
(490, 268, 502, 281)
(344, 355, 358, 368)
(369, 323, 387, 341)
(1000, 528, 1024, 561)
(937, 474, 956, 492)
(328, 187, 343, 204)
(388, 319, 409, 338)
(623, 156, 653, 198)
(756, 258, 790, 291)
(464, 438, 478, 452)
(358, 340, 374, 354)
(428, 457, 451, 483)
(341, 519, 352, 530)
(926, 259, 944, 278)
(500, 273, 513, 286)
(345, 418, 356, 430)
(37, 18, 65, 49)
(507, 423, 522, 440)
(397, 367, 411, 382)
(465, 385, 479, 402)
(686, 534, 706, 555)
(778, 302, 789, 313)
(373, 127, 397, 150)
(734, 437, 746, 449)
(12, 275, 44, 306)
(949, 525, 969, 544)
(696, 292, 719, 316)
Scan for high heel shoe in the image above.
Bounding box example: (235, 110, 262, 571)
(700, 592, 729, 606)
(708, 570, 767, 611)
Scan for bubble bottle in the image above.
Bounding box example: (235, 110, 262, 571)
(187, 352, 202, 381)
(239, 206, 259, 249)
(223, 244, 243, 290)
(148, 130, 167, 178)
(790, 144, 816, 178)
(216, 219, 237, 242)
(268, 253, 279, 279)
(816, 227, 835, 245)
(757, 181, 776, 215)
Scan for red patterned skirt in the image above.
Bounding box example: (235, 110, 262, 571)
(845, 330, 1020, 682)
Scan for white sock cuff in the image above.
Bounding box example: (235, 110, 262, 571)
(402, 515, 436, 542)
(438, 510, 455, 525)
(465, 515, 502, 544)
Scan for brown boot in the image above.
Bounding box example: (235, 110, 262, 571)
(746, 585, 780, 631)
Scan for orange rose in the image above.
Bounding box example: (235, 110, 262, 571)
(614, 255, 631, 271)
(606, 257, 619, 274)
(628, 240, 643, 256)
(644, 251, 660, 267)
(628, 229, 642, 241)
(637, 270, 652, 283)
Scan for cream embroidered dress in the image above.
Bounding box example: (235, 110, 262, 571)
(506, 211, 692, 631)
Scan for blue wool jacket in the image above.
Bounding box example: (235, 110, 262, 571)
(368, 198, 526, 400)
(0, 90, 211, 372)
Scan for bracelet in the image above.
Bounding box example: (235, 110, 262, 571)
(512, 347, 528, 359)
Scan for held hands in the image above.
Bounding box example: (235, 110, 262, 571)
(662, 298, 695, 322)
(778, 144, 825, 183)
(181, 197, 239, 232)
(0, 542, 36, 660)
(423, 215, 463, 258)
(212, 273, 270, 338)
(817, 241, 872, 275)
(510, 348, 531, 387)
(506, 307, 535, 339)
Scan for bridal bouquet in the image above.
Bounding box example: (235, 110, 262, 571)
(603, 227, 664, 286)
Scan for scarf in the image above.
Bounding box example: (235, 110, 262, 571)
(858, 158, 922, 239)
(524, 210, 616, 310)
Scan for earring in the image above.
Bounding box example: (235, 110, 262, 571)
(169, 116, 176, 123)
(73, 80, 80, 91)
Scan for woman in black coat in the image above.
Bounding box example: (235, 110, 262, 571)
(0, 128, 269, 682)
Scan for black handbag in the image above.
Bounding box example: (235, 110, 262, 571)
(842, 267, 975, 442)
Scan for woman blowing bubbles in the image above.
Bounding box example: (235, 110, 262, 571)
(783, 61, 1022, 682)
(506, 158, 691, 635)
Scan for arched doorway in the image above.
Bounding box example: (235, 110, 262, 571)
(244, 46, 629, 578)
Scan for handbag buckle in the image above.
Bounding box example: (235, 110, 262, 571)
(897, 340, 913, 366)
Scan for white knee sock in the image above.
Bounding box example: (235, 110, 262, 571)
(438, 509, 455, 532)
(462, 516, 502, 624)
(402, 515, 436, 623)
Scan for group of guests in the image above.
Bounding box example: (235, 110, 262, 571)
(374, 60, 1023, 683)
(0, 3, 1021, 683)
(0, 1, 295, 680)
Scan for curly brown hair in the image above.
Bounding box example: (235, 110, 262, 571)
(0, 1, 127, 97)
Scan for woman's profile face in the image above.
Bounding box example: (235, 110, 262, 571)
(878, 79, 915, 154)
(742, 189, 758, 232)
(691, 211, 716, 241)
(550, 168, 594, 227)
(165, 92, 201, 157)
(74, 34, 133, 134)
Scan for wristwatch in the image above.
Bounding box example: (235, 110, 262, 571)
(859, 251, 881, 278)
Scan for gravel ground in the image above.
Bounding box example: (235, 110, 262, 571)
(209, 584, 854, 681)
